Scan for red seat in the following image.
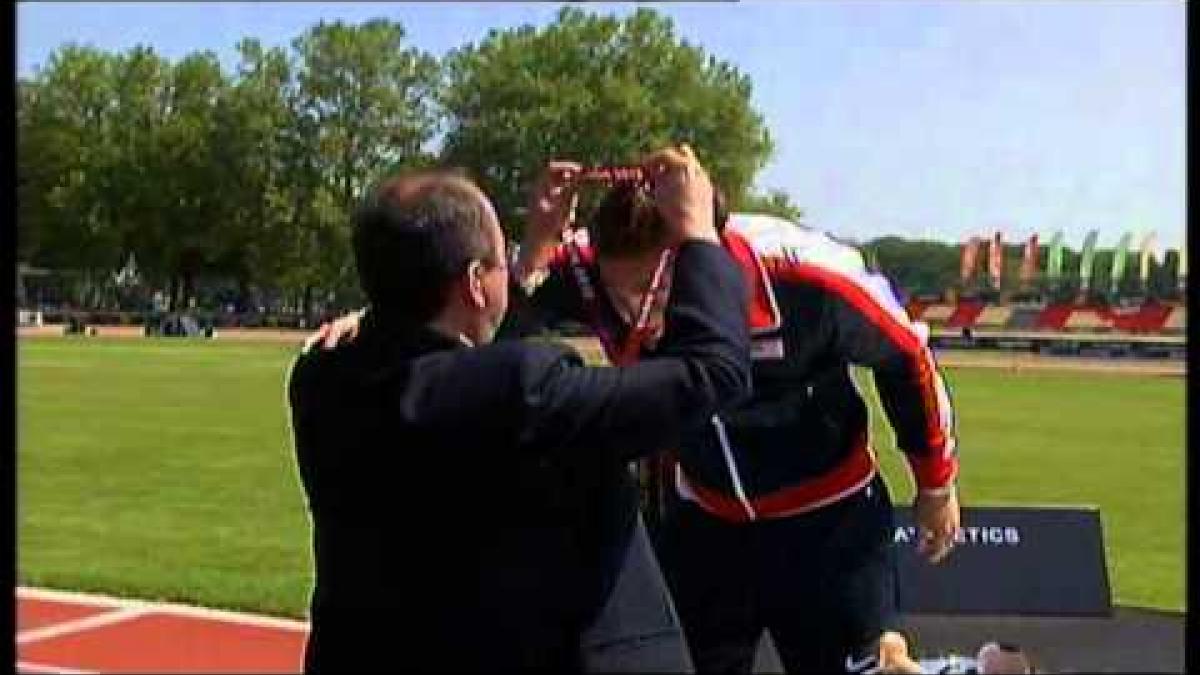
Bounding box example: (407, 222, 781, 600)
(1034, 304, 1074, 330)
(945, 300, 987, 329)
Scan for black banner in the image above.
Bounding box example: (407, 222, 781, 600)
(893, 506, 1112, 616)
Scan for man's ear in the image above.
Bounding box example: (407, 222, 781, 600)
(464, 260, 487, 309)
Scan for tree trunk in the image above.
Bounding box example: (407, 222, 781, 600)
(236, 276, 250, 314)
(167, 277, 180, 312)
(182, 270, 195, 311)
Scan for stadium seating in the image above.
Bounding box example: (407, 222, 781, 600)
(1063, 308, 1115, 332)
(945, 300, 987, 328)
(1162, 307, 1186, 332)
(973, 305, 1014, 329)
(899, 292, 1180, 343)
(1004, 307, 1042, 330)
(1139, 304, 1175, 332)
(917, 304, 955, 325)
(1107, 303, 1174, 333)
(1035, 304, 1074, 330)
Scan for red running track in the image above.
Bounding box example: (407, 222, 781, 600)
(16, 587, 308, 673)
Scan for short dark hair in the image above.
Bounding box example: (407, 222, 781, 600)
(352, 173, 496, 323)
(590, 183, 730, 259)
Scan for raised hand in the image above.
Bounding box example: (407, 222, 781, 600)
(640, 144, 717, 244)
(521, 160, 584, 276)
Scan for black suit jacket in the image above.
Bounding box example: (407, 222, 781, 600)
(288, 241, 750, 672)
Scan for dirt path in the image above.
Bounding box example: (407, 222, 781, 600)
(933, 349, 1184, 376)
(19, 329, 1184, 376)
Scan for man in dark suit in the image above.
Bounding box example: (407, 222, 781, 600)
(287, 146, 751, 672)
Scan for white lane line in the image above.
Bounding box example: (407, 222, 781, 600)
(17, 587, 128, 610)
(135, 601, 309, 632)
(17, 606, 153, 645)
(18, 586, 310, 632)
(16, 660, 98, 674)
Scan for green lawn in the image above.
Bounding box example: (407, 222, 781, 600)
(861, 366, 1185, 613)
(17, 338, 1185, 617)
(18, 339, 310, 617)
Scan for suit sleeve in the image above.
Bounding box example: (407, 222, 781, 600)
(440, 240, 751, 464)
(520, 241, 751, 462)
(819, 269, 959, 492)
(496, 246, 587, 340)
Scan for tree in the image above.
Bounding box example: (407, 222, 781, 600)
(16, 79, 46, 264)
(862, 237, 960, 297)
(735, 188, 804, 222)
(440, 6, 774, 236)
(290, 19, 440, 307)
(209, 39, 301, 305)
(142, 51, 230, 308)
(106, 46, 173, 296)
(17, 45, 123, 281)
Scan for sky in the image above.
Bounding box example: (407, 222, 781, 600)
(16, 1, 1187, 252)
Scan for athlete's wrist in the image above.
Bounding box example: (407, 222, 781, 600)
(510, 243, 550, 296)
(918, 481, 956, 498)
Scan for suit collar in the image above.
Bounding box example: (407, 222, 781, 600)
(361, 310, 467, 353)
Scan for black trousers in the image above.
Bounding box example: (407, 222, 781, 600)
(656, 475, 899, 674)
(582, 514, 694, 672)
(306, 516, 689, 674)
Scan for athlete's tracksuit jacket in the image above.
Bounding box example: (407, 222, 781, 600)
(505, 213, 959, 523)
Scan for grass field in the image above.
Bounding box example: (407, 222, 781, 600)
(17, 338, 1186, 618)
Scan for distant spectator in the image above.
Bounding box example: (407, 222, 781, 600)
(180, 314, 201, 337)
(65, 314, 85, 335)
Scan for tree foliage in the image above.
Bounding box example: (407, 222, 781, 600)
(439, 7, 774, 236)
(736, 188, 804, 223)
(17, 21, 440, 311)
(282, 20, 441, 306)
(19, 10, 777, 309)
(861, 237, 960, 298)
(18, 45, 123, 274)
